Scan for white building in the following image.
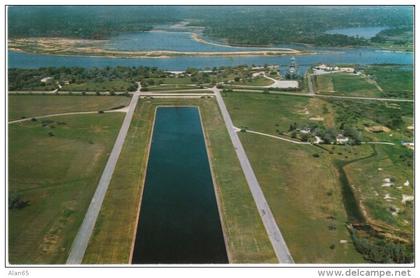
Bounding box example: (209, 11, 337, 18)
(336, 134, 349, 144)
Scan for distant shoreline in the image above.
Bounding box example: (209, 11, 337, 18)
(8, 37, 305, 58)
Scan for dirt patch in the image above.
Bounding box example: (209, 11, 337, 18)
(364, 125, 391, 133)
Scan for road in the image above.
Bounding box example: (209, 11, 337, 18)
(66, 92, 140, 264)
(212, 86, 294, 264)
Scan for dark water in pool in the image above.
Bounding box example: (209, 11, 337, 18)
(131, 107, 228, 264)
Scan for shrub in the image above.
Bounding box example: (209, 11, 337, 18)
(8, 192, 29, 209)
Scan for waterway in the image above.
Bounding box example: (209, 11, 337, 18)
(8, 47, 413, 74)
(7, 28, 413, 72)
(103, 30, 282, 52)
(131, 107, 228, 264)
(325, 27, 388, 39)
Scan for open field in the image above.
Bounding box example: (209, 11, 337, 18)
(62, 80, 135, 92)
(223, 90, 413, 262)
(238, 133, 366, 263)
(345, 144, 413, 235)
(223, 91, 333, 133)
(8, 113, 125, 264)
(83, 97, 277, 263)
(223, 92, 366, 262)
(327, 99, 414, 143)
(146, 85, 203, 91)
(315, 73, 382, 98)
(365, 65, 413, 99)
(231, 76, 274, 86)
(8, 95, 131, 121)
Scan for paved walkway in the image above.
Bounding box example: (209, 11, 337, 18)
(66, 92, 140, 264)
(235, 127, 311, 145)
(212, 86, 294, 264)
(8, 109, 127, 124)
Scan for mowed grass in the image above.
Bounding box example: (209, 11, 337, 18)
(224, 93, 365, 262)
(232, 76, 274, 86)
(9, 95, 131, 121)
(223, 92, 309, 133)
(8, 113, 125, 264)
(314, 74, 334, 93)
(83, 97, 277, 264)
(315, 73, 381, 97)
(147, 85, 202, 91)
(62, 80, 134, 92)
(239, 134, 365, 263)
(365, 65, 413, 99)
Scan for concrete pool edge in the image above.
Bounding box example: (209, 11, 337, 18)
(128, 104, 230, 264)
(128, 103, 156, 264)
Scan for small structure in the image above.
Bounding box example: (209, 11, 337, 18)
(314, 136, 324, 144)
(298, 127, 311, 134)
(339, 67, 356, 73)
(336, 134, 349, 144)
(401, 141, 414, 150)
(40, 76, 53, 83)
(286, 57, 298, 79)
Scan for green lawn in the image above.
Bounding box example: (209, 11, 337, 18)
(365, 65, 413, 99)
(223, 92, 366, 262)
(314, 74, 334, 93)
(8, 113, 125, 264)
(239, 133, 365, 263)
(223, 92, 310, 134)
(83, 97, 276, 263)
(318, 73, 382, 97)
(62, 80, 135, 92)
(146, 85, 203, 91)
(224, 90, 413, 262)
(327, 99, 414, 144)
(8, 95, 131, 121)
(231, 76, 274, 86)
(148, 77, 195, 85)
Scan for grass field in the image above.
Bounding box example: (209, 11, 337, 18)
(315, 73, 381, 97)
(223, 91, 335, 133)
(61, 80, 135, 92)
(83, 97, 277, 263)
(239, 133, 365, 263)
(345, 144, 413, 235)
(223, 92, 366, 262)
(224, 90, 413, 262)
(231, 76, 274, 86)
(365, 65, 413, 99)
(8, 113, 125, 264)
(9, 95, 131, 121)
(223, 92, 309, 133)
(327, 99, 414, 144)
(146, 85, 204, 91)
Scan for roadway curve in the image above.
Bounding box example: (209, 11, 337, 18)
(212, 86, 294, 264)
